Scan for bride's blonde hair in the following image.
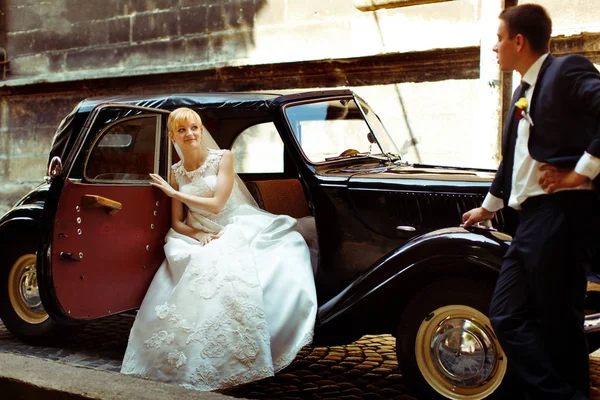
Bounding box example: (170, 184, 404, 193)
(167, 107, 202, 134)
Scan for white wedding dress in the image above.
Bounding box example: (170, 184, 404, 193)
(120, 149, 317, 391)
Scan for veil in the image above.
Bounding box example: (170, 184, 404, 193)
(171, 126, 259, 209)
(173, 123, 319, 275)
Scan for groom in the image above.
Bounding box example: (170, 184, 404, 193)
(463, 4, 600, 399)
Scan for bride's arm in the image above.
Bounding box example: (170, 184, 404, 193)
(175, 151, 235, 214)
(149, 151, 235, 215)
(161, 171, 216, 244)
(166, 170, 212, 240)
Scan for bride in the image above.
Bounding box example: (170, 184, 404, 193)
(120, 107, 317, 391)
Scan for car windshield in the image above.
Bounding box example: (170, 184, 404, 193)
(284, 97, 400, 163)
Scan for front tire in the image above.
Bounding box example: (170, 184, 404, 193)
(0, 244, 84, 345)
(396, 278, 507, 399)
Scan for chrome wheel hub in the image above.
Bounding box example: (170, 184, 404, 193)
(18, 265, 44, 313)
(431, 318, 497, 387)
(415, 305, 507, 399)
(8, 254, 49, 324)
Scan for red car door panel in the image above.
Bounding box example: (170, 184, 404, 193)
(51, 180, 170, 319)
(47, 106, 172, 320)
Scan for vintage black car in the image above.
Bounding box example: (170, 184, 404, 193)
(2, 89, 580, 399)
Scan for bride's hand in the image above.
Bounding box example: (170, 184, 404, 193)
(149, 173, 176, 197)
(193, 231, 219, 246)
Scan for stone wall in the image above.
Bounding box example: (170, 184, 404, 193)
(0, 93, 82, 210)
(0, 0, 599, 215)
(4, 0, 268, 77)
(0, 0, 482, 215)
(2, 0, 481, 82)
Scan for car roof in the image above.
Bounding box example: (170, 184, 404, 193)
(76, 93, 286, 113)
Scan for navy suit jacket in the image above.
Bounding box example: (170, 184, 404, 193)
(490, 54, 600, 203)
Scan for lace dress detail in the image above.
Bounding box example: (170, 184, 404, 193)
(171, 150, 236, 224)
(121, 148, 317, 392)
(171, 149, 224, 181)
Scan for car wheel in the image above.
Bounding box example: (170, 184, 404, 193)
(396, 278, 508, 399)
(0, 246, 85, 345)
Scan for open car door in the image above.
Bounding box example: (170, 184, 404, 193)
(40, 104, 172, 320)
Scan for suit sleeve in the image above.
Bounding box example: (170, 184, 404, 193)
(560, 55, 600, 157)
(483, 161, 505, 211)
(489, 160, 504, 199)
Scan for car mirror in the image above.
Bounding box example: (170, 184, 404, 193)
(45, 156, 62, 183)
(367, 132, 376, 144)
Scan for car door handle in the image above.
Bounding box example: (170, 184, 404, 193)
(396, 225, 416, 232)
(81, 194, 122, 215)
(60, 252, 81, 262)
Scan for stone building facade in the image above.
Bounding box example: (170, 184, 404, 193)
(0, 0, 599, 214)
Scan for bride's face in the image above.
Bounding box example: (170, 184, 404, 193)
(169, 117, 203, 150)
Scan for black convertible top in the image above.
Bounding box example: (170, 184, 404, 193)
(76, 92, 285, 113)
(48, 89, 354, 165)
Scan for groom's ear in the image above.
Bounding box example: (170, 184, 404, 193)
(515, 33, 526, 52)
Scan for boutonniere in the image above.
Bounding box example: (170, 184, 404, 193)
(515, 97, 534, 126)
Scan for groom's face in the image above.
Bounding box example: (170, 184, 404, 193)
(493, 20, 519, 72)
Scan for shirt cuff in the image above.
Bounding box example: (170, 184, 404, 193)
(575, 152, 600, 180)
(482, 192, 504, 213)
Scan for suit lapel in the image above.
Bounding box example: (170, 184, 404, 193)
(529, 54, 554, 121)
(502, 54, 554, 156)
(502, 88, 521, 157)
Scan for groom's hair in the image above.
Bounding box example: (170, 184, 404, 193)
(167, 107, 202, 134)
(500, 4, 552, 54)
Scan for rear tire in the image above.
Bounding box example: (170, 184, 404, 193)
(0, 242, 84, 345)
(396, 278, 508, 399)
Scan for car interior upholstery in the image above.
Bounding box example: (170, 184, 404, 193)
(245, 179, 311, 219)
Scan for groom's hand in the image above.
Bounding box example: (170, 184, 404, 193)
(462, 207, 495, 228)
(538, 165, 588, 193)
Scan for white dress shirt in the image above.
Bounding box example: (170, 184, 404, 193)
(482, 53, 600, 212)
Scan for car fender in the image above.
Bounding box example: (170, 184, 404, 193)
(314, 227, 510, 343)
(0, 205, 43, 238)
(0, 183, 47, 237)
(13, 183, 49, 208)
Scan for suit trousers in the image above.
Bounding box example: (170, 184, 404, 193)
(489, 190, 600, 399)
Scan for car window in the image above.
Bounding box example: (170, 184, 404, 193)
(285, 99, 383, 163)
(231, 122, 284, 173)
(84, 115, 159, 183)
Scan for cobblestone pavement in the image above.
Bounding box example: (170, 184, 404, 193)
(2, 315, 600, 399)
(0, 314, 133, 373)
(0, 314, 416, 399)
